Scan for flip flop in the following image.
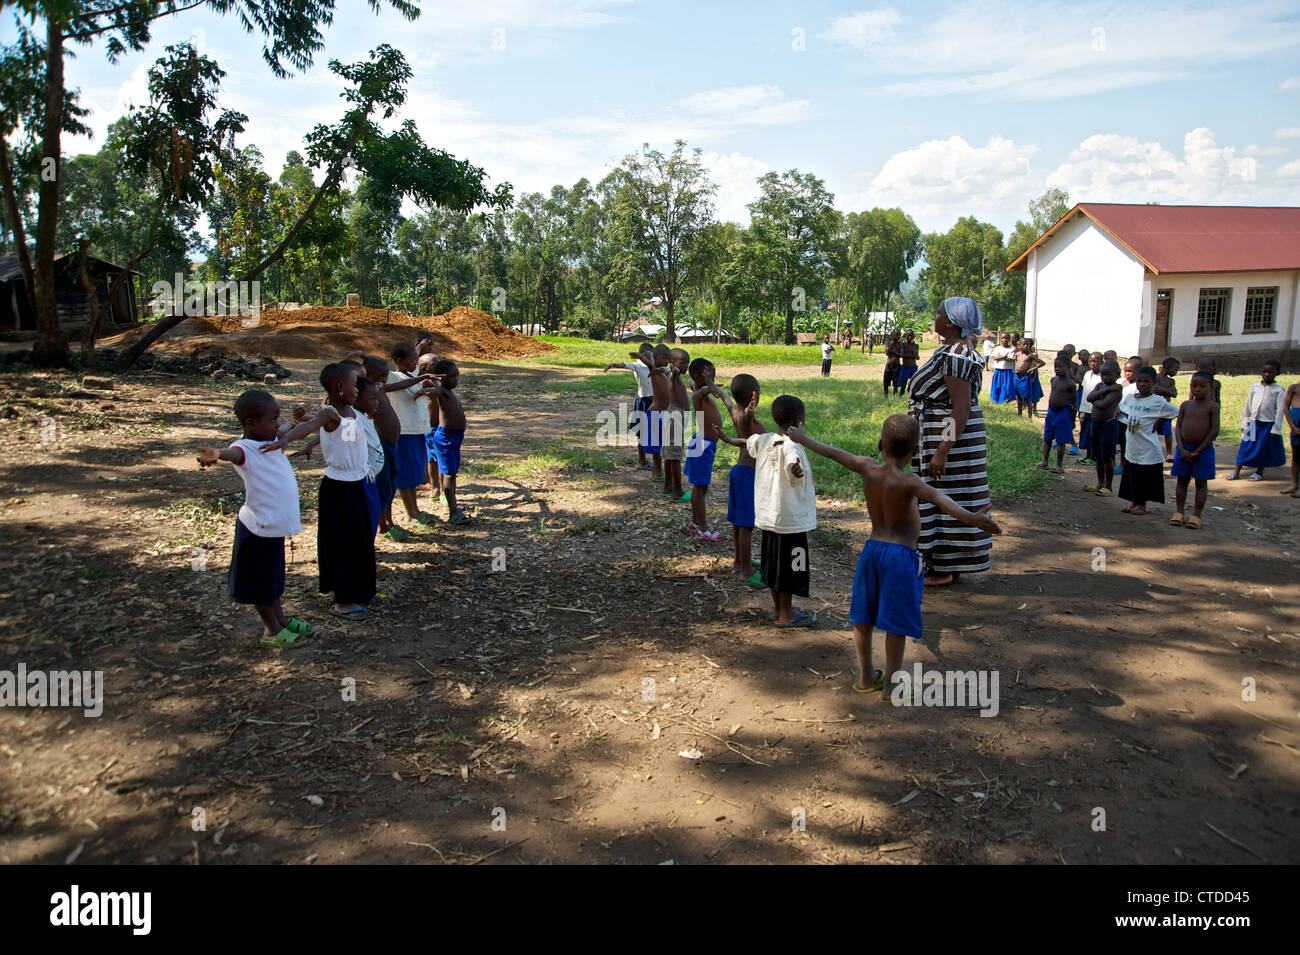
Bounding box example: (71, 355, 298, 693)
(742, 571, 766, 589)
(1121, 504, 1135, 513)
(416, 513, 439, 526)
(774, 611, 815, 629)
(1185, 515, 1202, 529)
(1035, 461, 1050, 470)
(1096, 488, 1113, 496)
(882, 680, 924, 705)
(1051, 466, 1065, 474)
(1225, 473, 1239, 481)
(688, 522, 721, 541)
(1129, 506, 1149, 515)
(1247, 474, 1263, 481)
(261, 627, 308, 649)
(329, 606, 371, 620)
(1169, 512, 1185, 526)
(1079, 457, 1095, 465)
(286, 618, 314, 636)
(449, 510, 471, 525)
(674, 492, 692, 503)
(853, 670, 885, 693)
(385, 526, 412, 542)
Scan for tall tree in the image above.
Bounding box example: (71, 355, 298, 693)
(921, 216, 1015, 328)
(844, 206, 921, 336)
(607, 141, 716, 340)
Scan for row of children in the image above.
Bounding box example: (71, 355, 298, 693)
(985, 332, 1047, 417)
(606, 343, 1002, 699)
(196, 341, 470, 648)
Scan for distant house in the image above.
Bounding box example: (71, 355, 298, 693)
(1007, 203, 1300, 366)
(0, 252, 139, 334)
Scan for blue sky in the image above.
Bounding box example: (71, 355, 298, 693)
(7, 0, 1300, 234)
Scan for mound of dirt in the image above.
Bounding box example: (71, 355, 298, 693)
(100, 305, 554, 364)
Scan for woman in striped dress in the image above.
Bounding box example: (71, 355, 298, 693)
(906, 297, 992, 586)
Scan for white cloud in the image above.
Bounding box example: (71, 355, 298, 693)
(825, 2, 1300, 100)
(698, 151, 769, 224)
(1276, 158, 1300, 178)
(1280, 76, 1300, 94)
(675, 85, 812, 126)
(1046, 128, 1258, 202)
(843, 135, 1039, 227)
(1276, 127, 1300, 139)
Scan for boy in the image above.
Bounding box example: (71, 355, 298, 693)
(821, 335, 834, 377)
(1013, 338, 1046, 418)
(418, 359, 471, 524)
(384, 342, 437, 528)
(1283, 377, 1300, 497)
(718, 395, 817, 627)
(1170, 371, 1220, 527)
(417, 351, 442, 509)
(681, 358, 723, 540)
(603, 344, 657, 472)
(1229, 359, 1287, 481)
(660, 347, 691, 503)
(896, 330, 920, 394)
(1069, 349, 1089, 454)
(1077, 351, 1102, 465)
(647, 343, 674, 492)
(1038, 357, 1076, 474)
(883, 331, 901, 395)
(1085, 359, 1123, 496)
(786, 415, 1001, 699)
(712, 373, 766, 587)
(1153, 357, 1180, 462)
(362, 355, 403, 539)
(354, 376, 386, 539)
(1196, 356, 1222, 406)
(196, 390, 312, 649)
(1116, 365, 1179, 514)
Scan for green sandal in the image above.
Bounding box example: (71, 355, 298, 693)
(286, 618, 314, 637)
(742, 570, 765, 589)
(853, 670, 885, 693)
(261, 627, 309, 649)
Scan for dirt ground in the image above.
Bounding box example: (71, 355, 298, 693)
(0, 356, 1297, 865)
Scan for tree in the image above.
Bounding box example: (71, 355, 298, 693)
(4, 0, 419, 366)
(843, 207, 921, 336)
(745, 169, 841, 344)
(921, 216, 1016, 329)
(607, 141, 716, 340)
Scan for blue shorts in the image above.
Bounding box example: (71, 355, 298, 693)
(634, 395, 652, 445)
(1078, 414, 1093, 451)
(376, 439, 399, 508)
(433, 426, 465, 477)
(849, 539, 924, 640)
(1170, 444, 1215, 481)
(425, 428, 439, 464)
(1089, 418, 1119, 461)
(228, 518, 286, 607)
(362, 476, 381, 538)
(683, 434, 717, 487)
(1157, 417, 1172, 436)
(393, 433, 428, 489)
(1043, 406, 1073, 446)
(727, 464, 755, 528)
(643, 409, 662, 456)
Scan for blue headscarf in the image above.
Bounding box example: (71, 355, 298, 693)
(942, 297, 983, 342)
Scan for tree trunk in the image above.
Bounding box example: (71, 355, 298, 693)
(31, 18, 66, 366)
(0, 137, 36, 318)
(113, 312, 189, 370)
(664, 295, 675, 341)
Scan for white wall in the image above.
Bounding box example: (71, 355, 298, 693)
(1156, 269, 1299, 352)
(1029, 214, 1147, 355)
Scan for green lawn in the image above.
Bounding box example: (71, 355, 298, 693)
(521, 335, 887, 370)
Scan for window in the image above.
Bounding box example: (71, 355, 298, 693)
(1243, 287, 1278, 333)
(1196, 288, 1231, 335)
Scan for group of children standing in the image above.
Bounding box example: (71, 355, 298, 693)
(197, 338, 471, 648)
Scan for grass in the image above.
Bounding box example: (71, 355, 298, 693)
(520, 336, 887, 370)
(465, 438, 620, 482)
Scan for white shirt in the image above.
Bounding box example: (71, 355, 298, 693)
(1122, 381, 1138, 400)
(320, 411, 369, 481)
(746, 433, 817, 534)
(1118, 393, 1179, 465)
(387, 371, 430, 435)
(623, 362, 654, 399)
(821, 342, 833, 359)
(981, 340, 994, 360)
(229, 438, 302, 538)
(1079, 370, 1102, 414)
(1241, 382, 1285, 435)
(990, 345, 1014, 371)
(360, 414, 384, 479)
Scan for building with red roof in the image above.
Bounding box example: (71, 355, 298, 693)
(1007, 203, 1300, 367)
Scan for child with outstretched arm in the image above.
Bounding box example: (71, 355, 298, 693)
(660, 347, 692, 502)
(417, 359, 471, 524)
(712, 373, 766, 587)
(603, 344, 657, 472)
(787, 414, 1001, 701)
(1170, 370, 1220, 527)
(384, 342, 438, 529)
(647, 344, 673, 489)
(682, 357, 723, 540)
(196, 390, 313, 649)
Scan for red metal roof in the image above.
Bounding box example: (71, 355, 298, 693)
(1006, 203, 1300, 275)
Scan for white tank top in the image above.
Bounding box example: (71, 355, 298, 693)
(320, 410, 368, 481)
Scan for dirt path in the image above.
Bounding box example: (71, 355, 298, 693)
(0, 360, 1296, 865)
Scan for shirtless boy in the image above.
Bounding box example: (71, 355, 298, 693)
(1038, 357, 1077, 473)
(1170, 370, 1220, 527)
(713, 373, 766, 586)
(1085, 359, 1123, 496)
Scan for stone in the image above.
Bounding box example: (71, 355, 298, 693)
(81, 376, 114, 390)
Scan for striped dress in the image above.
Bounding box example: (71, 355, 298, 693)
(907, 342, 992, 575)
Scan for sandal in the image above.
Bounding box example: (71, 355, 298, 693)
(329, 606, 372, 620)
(1247, 473, 1263, 481)
(1121, 504, 1135, 513)
(688, 522, 721, 541)
(416, 513, 439, 526)
(261, 627, 308, 649)
(1185, 515, 1202, 529)
(1083, 484, 1100, 493)
(449, 510, 471, 525)
(1129, 506, 1149, 515)
(881, 678, 924, 705)
(774, 610, 815, 629)
(1169, 512, 1184, 526)
(385, 526, 412, 542)
(742, 570, 766, 589)
(853, 670, 885, 693)
(286, 618, 314, 636)
(1095, 488, 1113, 496)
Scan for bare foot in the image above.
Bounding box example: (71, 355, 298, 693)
(1281, 486, 1299, 495)
(924, 572, 954, 587)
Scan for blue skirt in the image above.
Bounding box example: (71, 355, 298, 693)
(990, 368, 1016, 404)
(1235, 422, 1286, 469)
(1014, 371, 1045, 404)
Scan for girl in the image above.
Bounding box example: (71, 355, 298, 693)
(1229, 360, 1286, 481)
(273, 363, 377, 619)
(988, 332, 1016, 404)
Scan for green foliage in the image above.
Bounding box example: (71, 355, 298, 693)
(921, 216, 1017, 330)
(843, 207, 922, 331)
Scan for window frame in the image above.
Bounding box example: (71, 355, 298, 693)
(1194, 287, 1233, 337)
(1241, 286, 1278, 335)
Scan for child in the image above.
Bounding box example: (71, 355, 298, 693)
(1102, 349, 1118, 363)
(1196, 356, 1222, 406)
(647, 343, 673, 488)
(713, 373, 766, 587)
(660, 347, 691, 503)
(1013, 338, 1046, 417)
(417, 351, 442, 509)
(196, 390, 312, 649)
(1085, 359, 1123, 496)
(384, 342, 437, 528)
(883, 330, 901, 395)
(786, 414, 1001, 699)
(1170, 370, 1219, 527)
(274, 363, 377, 619)
(988, 332, 1016, 404)
(718, 395, 817, 628)
(1069, 348, 1088, 454)
(1077, 351, 1102, 465)
(354, 376, 386, 539)
(821, 335, 834, 377)
(362, 355, 403, 540)
(896, 330, 920, 394)
(603, 344, 657, 472)
(419, 359, 471, 523)
(1229, 359, 1287, 481)
(1116, 356, 1143, 471)
(1283, 379, 1300, 497)
(1038, 357, 1076, 474)
(683, 357, 722, 540)
(1116, 365, 1179, 514)
(1154, 357, 1180, 462)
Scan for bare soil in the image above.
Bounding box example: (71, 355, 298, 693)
(0, 359, 1296, 865)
